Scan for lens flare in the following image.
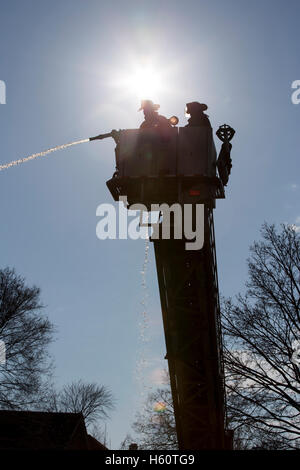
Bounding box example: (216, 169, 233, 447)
(153, 401, 166, 413)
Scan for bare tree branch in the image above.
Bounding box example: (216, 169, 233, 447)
(46, 380, 115, 425)
(222, 223, 300, 449)
(0, 268, 54, 410)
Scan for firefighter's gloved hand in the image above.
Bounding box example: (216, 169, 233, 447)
(111, 129, 120, 144)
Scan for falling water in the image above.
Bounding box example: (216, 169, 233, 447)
(135, 238, 151, 400)
(140, 238, 150, 345)
(0, 138, 89, 172)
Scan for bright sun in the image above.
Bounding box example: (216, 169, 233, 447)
(127, 65, 162, 101)
(116, 62, 163, 102)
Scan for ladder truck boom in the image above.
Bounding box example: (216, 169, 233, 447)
(105, 123, 235, 449)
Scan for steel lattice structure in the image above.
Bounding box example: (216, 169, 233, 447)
(106, 124, 235, 449)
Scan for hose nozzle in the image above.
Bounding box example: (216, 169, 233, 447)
(89, 132, 112, 141)
(89, 129, 120, 143)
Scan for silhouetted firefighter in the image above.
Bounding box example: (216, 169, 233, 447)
(139, 100, 172, 129)
(185, 101, 211, 128)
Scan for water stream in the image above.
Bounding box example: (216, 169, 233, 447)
(0, 138, 89, 172)
(135, 238, 151, 401)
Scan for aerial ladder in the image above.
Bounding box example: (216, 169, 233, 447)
(102, 120, 235, 450)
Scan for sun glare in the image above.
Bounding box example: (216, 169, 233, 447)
(120, 63, 163, 102)
(109, 55, 179, 108)
(131, 66, 162, 100)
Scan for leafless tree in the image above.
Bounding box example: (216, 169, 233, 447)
(0, 268, 54, 410)
(89, 422, 110, 448)
(47, 380, 115, 425)
(119, 433, 135, 450)
(132, 376, 178, 450)
(222, 223, 300, 449)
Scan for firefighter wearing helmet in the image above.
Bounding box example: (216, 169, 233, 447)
(185, 101, 211, 128)
(139, 100, 172, 129)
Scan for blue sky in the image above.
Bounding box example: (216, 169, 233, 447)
(0, 0, 299, 448)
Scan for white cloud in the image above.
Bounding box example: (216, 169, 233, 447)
(290, 216, 300, 233)
(287, 217, 300, 233)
